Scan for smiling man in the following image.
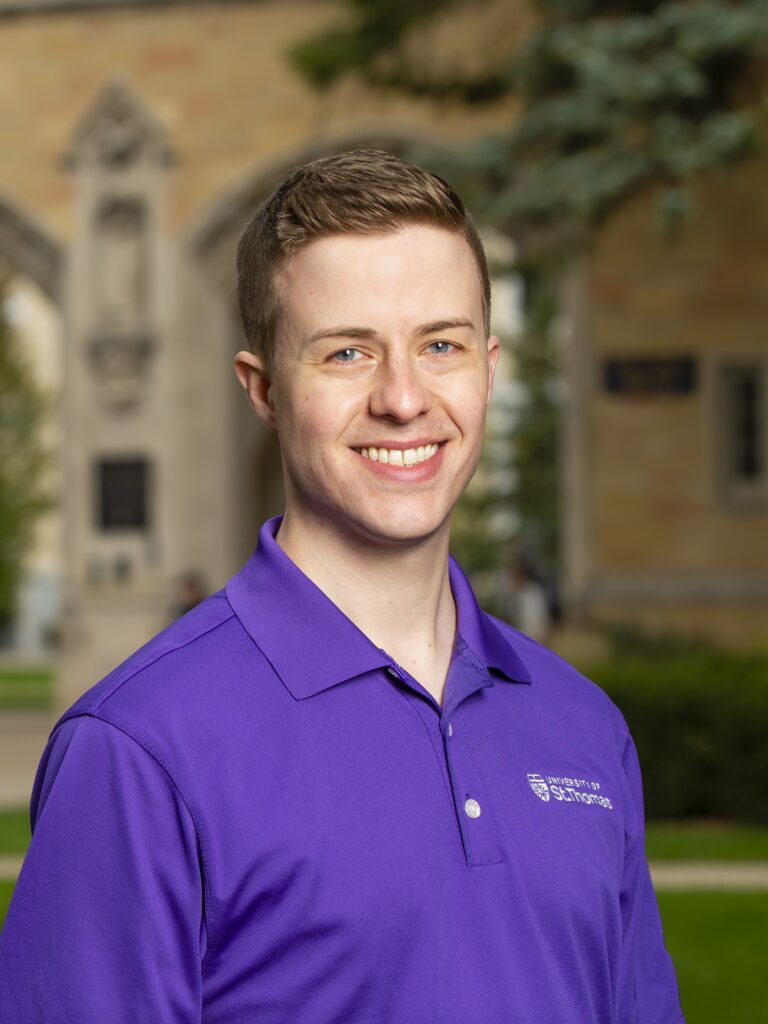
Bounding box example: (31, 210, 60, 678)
(0, 150, 684, 1024)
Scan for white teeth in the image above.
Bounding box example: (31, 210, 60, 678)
(356, 443, 441, 467)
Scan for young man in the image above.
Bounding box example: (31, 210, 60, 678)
(0, 150, 684, 1023)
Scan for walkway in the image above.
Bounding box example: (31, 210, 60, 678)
(0, 711, 54, 806)
(2, 856, 768, 887)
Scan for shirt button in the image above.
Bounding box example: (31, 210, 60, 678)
(448, 723, 453, 737)
(464, 798, 481, 819)
(386, 666, 400, 680)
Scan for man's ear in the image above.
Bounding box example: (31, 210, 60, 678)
(486, 335, 501, 406)
(234, 350, 278, 432)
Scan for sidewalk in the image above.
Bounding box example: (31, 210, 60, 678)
(0, 711, 54, 807)
(649, 862, 768, 890)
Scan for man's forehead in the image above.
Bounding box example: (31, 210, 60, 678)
(276, 226, 484, 331)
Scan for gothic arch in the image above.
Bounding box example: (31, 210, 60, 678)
(183, 122, 461, 286)
(0, 189, 63, 304)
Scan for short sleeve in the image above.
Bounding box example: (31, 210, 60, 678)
(616, 729, 685, 1024)
(0, 714, 205, 1023)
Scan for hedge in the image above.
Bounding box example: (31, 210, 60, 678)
(582, 629, 768, 824)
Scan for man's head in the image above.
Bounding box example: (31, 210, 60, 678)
(234, 149, 500, 550)
(236, 148, 491, 369)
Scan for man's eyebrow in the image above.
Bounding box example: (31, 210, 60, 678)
(305, 318, 475, 347)
(416, 318, 475, 337)
(305, 326, 378, 346)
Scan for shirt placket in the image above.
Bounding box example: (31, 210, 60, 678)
(386, 643, 504, 868)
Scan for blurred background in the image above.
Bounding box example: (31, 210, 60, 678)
(0, 0, 767, 1017)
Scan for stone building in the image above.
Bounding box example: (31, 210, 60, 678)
(0, 1, 764, 708)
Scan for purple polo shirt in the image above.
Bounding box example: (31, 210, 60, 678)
(0, 516, 684, 1023)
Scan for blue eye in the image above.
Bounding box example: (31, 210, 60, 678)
(427, 340, 455, 355)
(332, 348, 360, 362)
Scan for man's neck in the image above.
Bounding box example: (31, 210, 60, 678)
(275, 512, 457, 705)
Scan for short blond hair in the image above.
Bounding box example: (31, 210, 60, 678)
(236, 148, 491, 365)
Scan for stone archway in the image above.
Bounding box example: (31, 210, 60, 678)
(0, 190, 63, 302)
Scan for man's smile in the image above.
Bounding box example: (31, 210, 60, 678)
(352, 442, 443, 467)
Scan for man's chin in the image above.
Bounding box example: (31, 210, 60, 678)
(345, 509, 451, 549)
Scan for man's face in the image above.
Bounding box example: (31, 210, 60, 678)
(236, 224, 500, 547)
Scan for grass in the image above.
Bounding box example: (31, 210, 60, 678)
(0, 808, 30, 855)
(0, 880, 14, 923)
(659, 891, 768, 1023)
(646, 820, 768, 861)
(0, 665, 53, 711)
(5, 808, 768, 861)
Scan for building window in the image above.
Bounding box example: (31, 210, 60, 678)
(96, 458, 151, 530)
(718, 363, 767, 504)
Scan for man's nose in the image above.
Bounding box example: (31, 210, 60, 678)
(368, 355, 433, 422)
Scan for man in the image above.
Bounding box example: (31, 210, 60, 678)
(0, 149, 684, 1023)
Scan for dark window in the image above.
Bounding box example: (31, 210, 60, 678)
(723, 366, 763, 484)
(718, 363, 768, 505)
(96, 458, 150, 530)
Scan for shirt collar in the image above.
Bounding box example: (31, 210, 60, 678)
(226, 515, 532, 700)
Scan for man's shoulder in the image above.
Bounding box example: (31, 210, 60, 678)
(56, 587, 272, 744)
(485, 611, 627, 734)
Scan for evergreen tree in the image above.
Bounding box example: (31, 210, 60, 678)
(0, 277, 51, 635)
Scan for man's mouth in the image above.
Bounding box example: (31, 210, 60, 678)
(352, 443, 443, 468)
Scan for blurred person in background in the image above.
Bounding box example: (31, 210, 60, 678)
(170, 570, 208, 621)
(0, 150, 684, 1024)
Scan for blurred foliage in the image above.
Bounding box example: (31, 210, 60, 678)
(0, 279, 51, 632)
(291, 0, 768, 579)
(292, 0, 768, 251)
(585, 637, 768, 823)
(510, 268, 562, 570)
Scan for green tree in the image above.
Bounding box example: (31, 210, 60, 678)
(0, 277, 51, 634)
(290, 0, 768, 579)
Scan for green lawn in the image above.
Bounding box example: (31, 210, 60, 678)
(659, 891, 768, 1024)
(0, 665, 53, 711)
(0, 808, 30, 855)
(0, 880, 14, 924)
(4, 809, 767, 861)
(646, 820, 768, 861)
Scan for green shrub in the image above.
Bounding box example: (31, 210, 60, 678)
(583, 634, 768, 824)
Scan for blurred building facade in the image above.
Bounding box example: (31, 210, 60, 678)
(563, 162, 768, 651)
(0, 1, 765, 706)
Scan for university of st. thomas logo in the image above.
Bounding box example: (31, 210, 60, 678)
(527, 773, 550, 802)
(526, 773, 614, 810)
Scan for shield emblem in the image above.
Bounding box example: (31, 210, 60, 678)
(527, 773, 550, 802)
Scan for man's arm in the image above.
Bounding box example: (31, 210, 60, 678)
(0, 714, 205, 1022)
(616, 729, 685, 1024)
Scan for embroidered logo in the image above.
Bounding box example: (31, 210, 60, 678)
(527, 773, 550, 802)
(526, 773, 614, 810)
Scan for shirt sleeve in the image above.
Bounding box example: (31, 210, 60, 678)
(616, 728, 685, 1024)
(0, 713, 205, 1023)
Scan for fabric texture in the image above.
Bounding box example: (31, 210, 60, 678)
(0, 516, 685, 1023)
